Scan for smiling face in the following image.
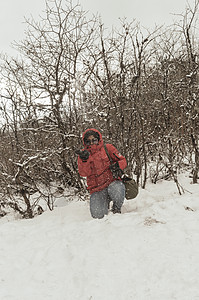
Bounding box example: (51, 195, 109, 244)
(83, 129, 102, 149)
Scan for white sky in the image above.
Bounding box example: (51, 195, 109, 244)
(0, 0, 196, 56)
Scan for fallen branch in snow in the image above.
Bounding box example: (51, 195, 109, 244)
(184, 206, 195, 211)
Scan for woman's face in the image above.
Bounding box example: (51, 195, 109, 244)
(85, 135, 99, 146)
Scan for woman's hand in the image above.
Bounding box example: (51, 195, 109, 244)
(75, 150, 90, 162)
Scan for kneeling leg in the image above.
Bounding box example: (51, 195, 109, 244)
(90, 188, 109, 219)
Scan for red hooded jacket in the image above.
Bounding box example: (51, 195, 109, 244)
(77, 128, 127, 194)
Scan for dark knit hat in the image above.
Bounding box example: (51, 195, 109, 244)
(83, 130, 100, 143)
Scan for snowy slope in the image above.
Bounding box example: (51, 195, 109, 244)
(0, 173, 199, 300)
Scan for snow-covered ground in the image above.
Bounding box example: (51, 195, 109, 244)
(0, 172, 199, 300)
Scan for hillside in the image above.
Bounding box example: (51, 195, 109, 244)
(0, 172, 199, 300)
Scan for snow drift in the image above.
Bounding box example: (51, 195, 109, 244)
(0, 172, 199, 300)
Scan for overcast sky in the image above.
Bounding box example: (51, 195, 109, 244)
(0, 0, 196, 56)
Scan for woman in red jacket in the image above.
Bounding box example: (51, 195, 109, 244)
(77, 128, 127, 219)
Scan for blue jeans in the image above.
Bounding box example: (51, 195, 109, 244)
(90, 180, 125, 219)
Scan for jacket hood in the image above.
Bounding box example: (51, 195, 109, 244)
(82, 128, 103, 152)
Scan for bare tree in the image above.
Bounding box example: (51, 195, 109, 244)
(0, 0, 98, 216)
(0, 0, 199, 217)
